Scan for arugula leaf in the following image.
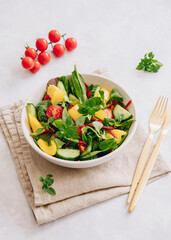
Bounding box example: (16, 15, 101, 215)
(39, 174, 56, 195)
(110, 89, 123, 102)
(136, 52, 163, 73)
(99, 138, 117, 151)
(78, 97, 102, 116)
(36, 100, 51, 121)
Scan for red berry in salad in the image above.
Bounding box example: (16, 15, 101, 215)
(38, 52, 50, 65)
(36, 38, 48, 51)
(25, 47, 37, 59)
(46, 105, 63, 120)
(44, 94, 51, 100)
(65, 38, 77, 51)
(30, 60, 41, 73)
(21, 57, 34, 69)
(48, 30, 61, 43)
(53, 44, 65, 57)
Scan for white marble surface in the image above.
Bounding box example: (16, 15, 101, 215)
(0, 0, 171, 239)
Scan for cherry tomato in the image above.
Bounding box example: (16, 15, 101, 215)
(44, 94, 51, 100)
(46, 105, 63, 120)
(36, 38, 48, 51)
(30, 60, 41, 73)
(76, 124, 86, 136)
(53, 44, 65, 57)
(25, 47, 37, 59)
(65, 38, 77, 51)
(48, 30, 61, 43)
(21, 57, 34, 69)
(104, 107, 114, 119)
(87, 90, 92, 98)
(38, 52, 50, 65)
(67, 105, 74, 111)
(78, 141, 88, 153)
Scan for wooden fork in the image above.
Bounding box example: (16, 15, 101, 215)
(127, 96, 168, 204)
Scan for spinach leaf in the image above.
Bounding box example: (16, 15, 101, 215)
(59, 76, 69, 93)
(110, 89, 123, 103)
(36, 100, 51, 121)
(99, 138, 118, 151)
(71, 65, 87, 103)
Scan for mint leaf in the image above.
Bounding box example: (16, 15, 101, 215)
(47, 187, 56, 195)
(39, 174, 56, 195)
(78, 97, 102, 116)
(48, 116, 55, 124)
(136, 52, 163, 73)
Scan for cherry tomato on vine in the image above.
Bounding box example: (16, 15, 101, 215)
(21, 57, 34, 69)
(46, 105, 63, 120)
(65, 38, 77, 51)
(53, 44, 65, 57)
(25, 47, 37, 59)
(36, 38, 48, 51)
(38, 52, 50, 65)
(30, 60, 41, 73)
(48, 30, 61, 43)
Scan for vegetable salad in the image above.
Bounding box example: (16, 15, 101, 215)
(26, 65, 135, 161)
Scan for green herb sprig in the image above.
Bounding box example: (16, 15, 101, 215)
(39, 174, 56, 195)
(136, 52, 163, 73)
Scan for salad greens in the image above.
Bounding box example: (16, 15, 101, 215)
(26, 65, 135, 161)
(39, 174, 56, 195)
(136, 52, 163, 73)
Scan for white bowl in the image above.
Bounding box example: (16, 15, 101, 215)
(21, 73, 138, 168)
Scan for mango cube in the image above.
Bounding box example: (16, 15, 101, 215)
(28, 113, 43, 133)
(95, 110, 107, 120)
(108, 129, 126, 144)
(37, 139, 57, 156)
(68, 104, 82, 122)
(101, 87, 111, 102)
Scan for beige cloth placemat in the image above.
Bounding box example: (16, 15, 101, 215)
(0, 70, 170, 224)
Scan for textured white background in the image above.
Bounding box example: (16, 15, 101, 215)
(0, 0, 171, 239)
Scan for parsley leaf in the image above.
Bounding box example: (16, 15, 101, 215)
(136, 52, 163, 73)
(39, 174, 56, 195)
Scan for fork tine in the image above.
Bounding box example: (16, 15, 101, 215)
(151, 96, 161, 118)
(155, 96, 164, 116)
(159, 97, 168, 119)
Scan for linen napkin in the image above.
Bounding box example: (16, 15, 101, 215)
(0, 69, 170, 225)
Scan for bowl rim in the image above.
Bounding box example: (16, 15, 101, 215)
(21, 73, 138, 168)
